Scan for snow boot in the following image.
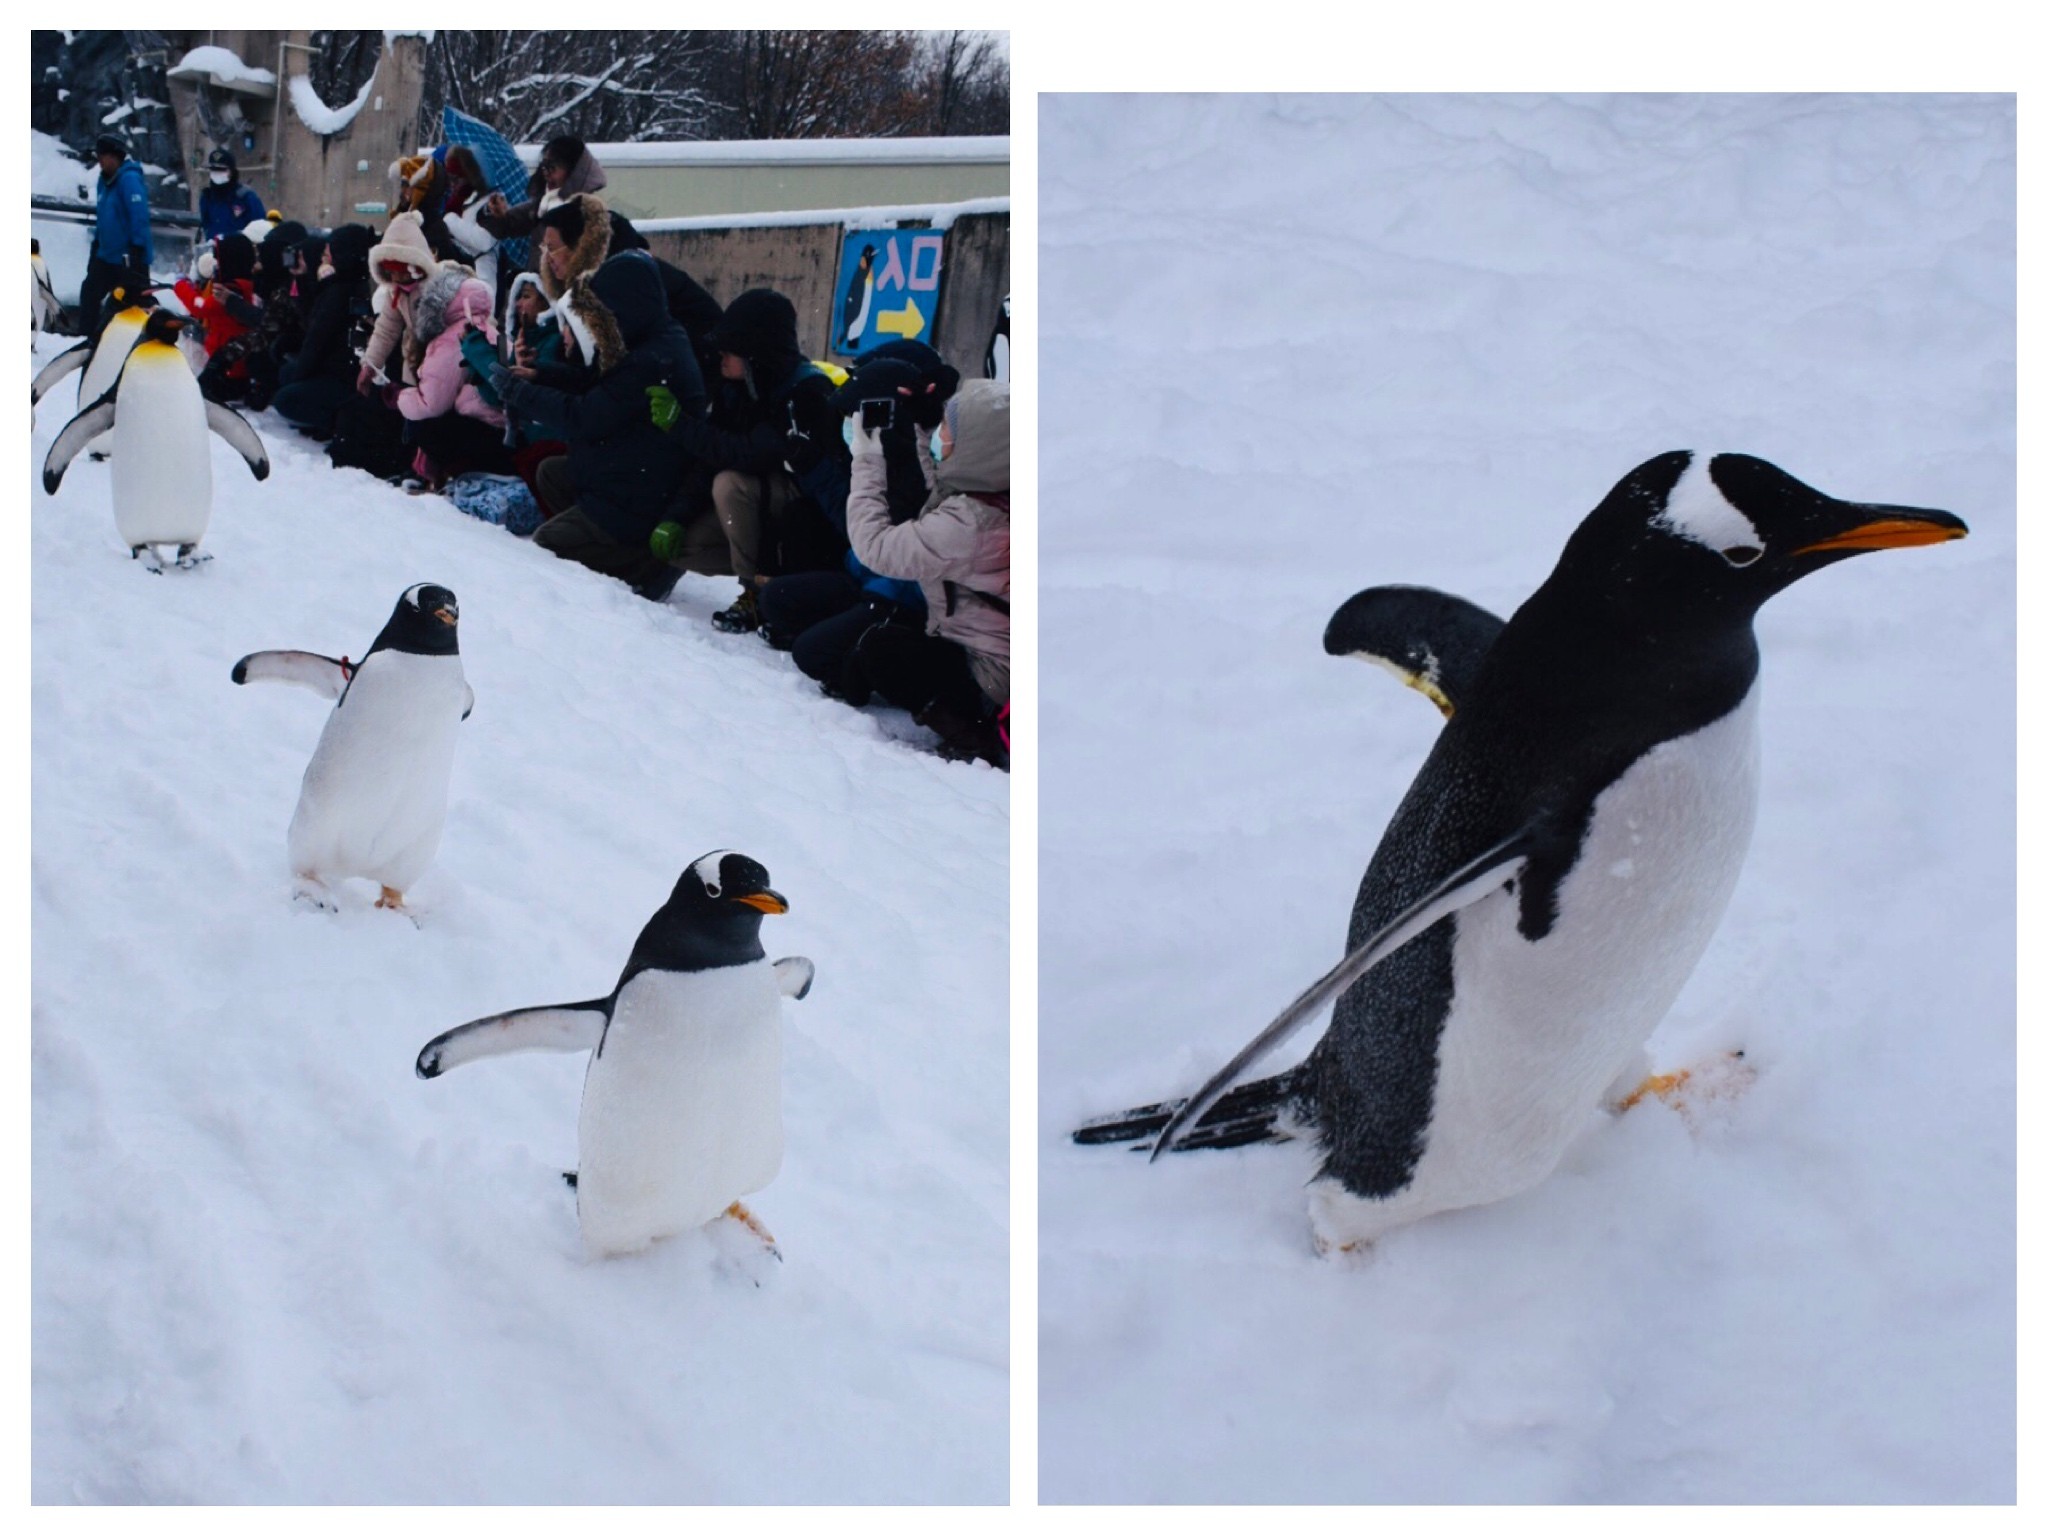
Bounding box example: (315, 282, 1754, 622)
(711, 588, 761, 633)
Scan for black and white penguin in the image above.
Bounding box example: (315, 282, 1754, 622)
(232, 584, 473, 913)
(30, 289, 152, 419)
(30, 239, 62, 332)
(42, 310, 269, 569)
(415, 851, 816, 1259)
(1074, 451, 1968, 1252)
(838, 243, 876, 351)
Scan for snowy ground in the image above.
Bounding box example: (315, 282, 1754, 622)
(29, 336, 1009, 1503)
(1039, 94, 2014, 1503)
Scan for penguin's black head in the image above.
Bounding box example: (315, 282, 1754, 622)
(371, 582, 461, 657)
(1555, 451, 1967, 620)
(141, 311, 184, 347)
(623, 851, 788, 978)
(673, 850, 788, 917)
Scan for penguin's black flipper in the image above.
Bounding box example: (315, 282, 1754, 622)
(204, 401, 270, 481)
(1074, 1066, 1307, 1152)
(231, 650, 353, 699)
(774, 957, 815, 1000)
(1323, 585, 1505, 719)
(42, 399, 118, 493)
(30, 340, 90, 406)
(416, 1000, 611, 1079)
(1151, 830, 1533, 1160)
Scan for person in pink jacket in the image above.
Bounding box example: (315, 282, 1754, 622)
(846, 378, 1011, 769)
(392, 266, 509, 487)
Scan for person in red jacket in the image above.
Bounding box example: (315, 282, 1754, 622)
(173, 234, 262, 404)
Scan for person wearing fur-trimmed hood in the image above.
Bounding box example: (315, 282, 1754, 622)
(489, 251, 706, 597)
(356, 210, 475, 394)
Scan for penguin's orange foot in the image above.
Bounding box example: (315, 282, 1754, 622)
(1616, 1050, 1755, 1119)
(375, 886, 406, 910)
(722, 1201, 781, 1261)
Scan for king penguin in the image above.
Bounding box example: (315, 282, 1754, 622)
(232, 584, 473, 914)
(1074, 451, 1968, 1253)
(42, 310, 269, 569)
(31, 287, 152, 420)
(415, 851, 816, 1260)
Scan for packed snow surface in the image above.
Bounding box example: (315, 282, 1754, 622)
(30, 339, 1008, 1503)
(1040, 93, 2013, 1504)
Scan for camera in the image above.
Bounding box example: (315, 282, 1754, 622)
(860, 396, 895, 432)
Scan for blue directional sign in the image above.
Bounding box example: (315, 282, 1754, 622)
(830, 228, 945, 360)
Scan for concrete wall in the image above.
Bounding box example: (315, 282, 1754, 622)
(595, 155, 1007, 222)
(639, 211, 1008, 378)
(169, 30, 428, 231)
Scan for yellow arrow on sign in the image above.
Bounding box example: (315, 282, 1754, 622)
(876, 296, 925, 338)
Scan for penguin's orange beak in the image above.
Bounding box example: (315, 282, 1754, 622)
(734, 891, 787, 915)
(433, 606, 457, 625)
(1792, 513, 1969, 556)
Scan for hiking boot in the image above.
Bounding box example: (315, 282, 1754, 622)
(633, 566, 681, 603)
(916, 704, 1010, 772)
(710, 588, 761, 633)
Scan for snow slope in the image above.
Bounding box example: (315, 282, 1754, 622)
(1039, 94, 2013, 1503)
(29, 345, 1008, 1503)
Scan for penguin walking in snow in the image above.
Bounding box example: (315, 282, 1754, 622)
(838, 243, 877, 352)
(232, 584, 472, 914)
(415, 851, 815, 1260)
(1074, 451, 1968, 1253)
(30, 239, 62, 332)
(42, 310, 269, 570)
(31, 288, 153, 422)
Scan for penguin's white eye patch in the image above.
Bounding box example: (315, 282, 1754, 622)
(689, 849, 732, 895)
(1720, 544, 1763, 567)
(1653, 455, 1763, 559)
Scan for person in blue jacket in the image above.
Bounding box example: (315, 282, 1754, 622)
(198, 148, 267, 243)
(78, 134, 153, 340)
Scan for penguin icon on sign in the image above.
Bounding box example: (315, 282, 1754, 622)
(42, 310, 269, 569)
(838, 243, 877, 352)
(1076, 451, 1968, 1254)
(232, 584, 472, 915)
(416, 851, 815, 1261)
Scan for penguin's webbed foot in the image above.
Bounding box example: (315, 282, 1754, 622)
(173, 544, 212, 570)
(1614, 1050, 1755, 1121)
(291, 875, 336, 912)
(721, 1200, 782, 1262)
(132, 546, 165, 574)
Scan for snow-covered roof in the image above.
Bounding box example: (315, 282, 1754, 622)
(513, 135, 1010, 169)
(634, 194, 1009, 236)
(167, 45, 277, 94)
(289, 72, 377, 137)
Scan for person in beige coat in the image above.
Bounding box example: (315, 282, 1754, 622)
(846, 379, 1010, 768)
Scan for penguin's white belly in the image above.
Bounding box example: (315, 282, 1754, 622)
(110, 350, 210, 546)
(1312, 690, 1761, 1247)
(288, 652, 466, 890)
(78, 322, 141, 414)
(576, 964, 784, 1257)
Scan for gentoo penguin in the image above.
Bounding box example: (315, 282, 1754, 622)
(839, 244, 877, 351)
(42, 311, 269, 569)
(1074, 451, 1967, 1253)
(30, 289, 152, 418)
(415, 851, 816, 1259)
(232, 584, 473, 913)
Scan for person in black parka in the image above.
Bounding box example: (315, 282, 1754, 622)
(490, 250, 706, 597)
(273, 224, 374, 439)
(657, 287, 850, 631)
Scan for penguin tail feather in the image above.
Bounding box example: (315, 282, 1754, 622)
(1073, 1067, 1308, 1154)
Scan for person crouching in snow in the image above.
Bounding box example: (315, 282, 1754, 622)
(846, 379, 1010, 769)
(393, 265, 509, 488)
(173, 233, 262, 405)
(487, 251, 706, 599)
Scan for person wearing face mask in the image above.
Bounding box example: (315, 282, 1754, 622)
(845, 379, 1010, 769)
(198, 148, 267, 244)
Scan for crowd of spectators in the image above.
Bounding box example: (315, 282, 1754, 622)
(72, 130, 1011, 770)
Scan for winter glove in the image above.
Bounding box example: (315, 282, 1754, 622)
(126, 247, 149, 286)
(649, 520, 685, 560)
(849, 416, 885, 460)
(647, 383, 680, 432)
(460, 330, 504, 407)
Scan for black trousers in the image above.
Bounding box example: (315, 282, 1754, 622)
(855, 622, 994, 719)
(76, 255, 138, 342)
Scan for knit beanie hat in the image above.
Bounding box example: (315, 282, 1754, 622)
(214, 233, 257, 284)
(369, 210, 436, 285)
